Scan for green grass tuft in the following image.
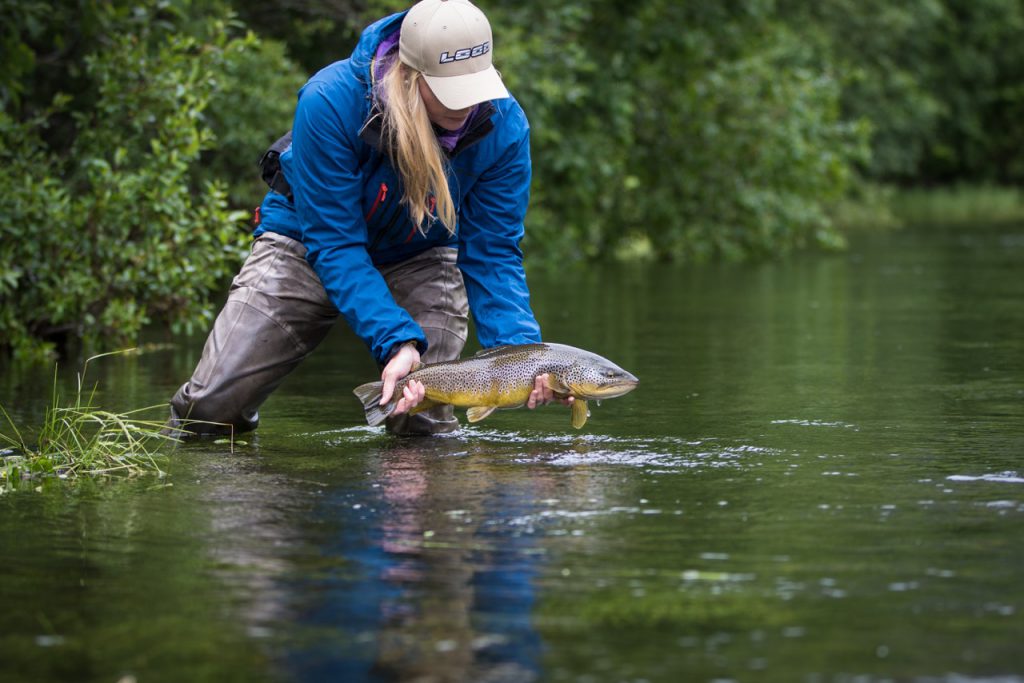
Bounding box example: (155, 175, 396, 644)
(0, 350, 176, 492)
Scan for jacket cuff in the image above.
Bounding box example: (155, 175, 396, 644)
(385, 339, 423, 363)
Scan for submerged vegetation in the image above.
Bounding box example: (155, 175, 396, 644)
(0, 352, 172, 492)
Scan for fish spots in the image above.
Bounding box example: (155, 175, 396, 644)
(365, 343, 638, 427)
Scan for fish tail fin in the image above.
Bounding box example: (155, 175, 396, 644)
(353, 381, 393, 426)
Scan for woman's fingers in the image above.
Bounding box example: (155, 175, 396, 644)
(527, 374, 574, 410)
(381, 374, 398, 406)
(527, 374, 547, 409)
(380, 343, 421, 405)
(394, 379, 425, 415)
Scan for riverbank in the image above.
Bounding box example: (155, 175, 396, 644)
(835, 183, 1024, 231)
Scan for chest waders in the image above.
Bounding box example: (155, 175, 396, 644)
(166, 132, 472, 438)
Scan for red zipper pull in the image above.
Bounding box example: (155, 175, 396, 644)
(366, 182, 389, 222)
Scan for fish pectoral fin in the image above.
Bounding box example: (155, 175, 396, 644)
(544, 374, 571, 394)
(571, 399, 590, 429)
(466, 405, 498, 423)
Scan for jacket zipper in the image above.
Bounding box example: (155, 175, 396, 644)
(365, 182, 388, 223)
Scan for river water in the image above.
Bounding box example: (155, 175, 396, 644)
(1, 224, 1022, 682)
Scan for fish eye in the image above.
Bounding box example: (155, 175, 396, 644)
(603, 370, 619, 378)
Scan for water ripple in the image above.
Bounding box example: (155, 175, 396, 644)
(770, 418, 859, 430)
(308, 426, 780, 471)
(947, 471, 1024, 484)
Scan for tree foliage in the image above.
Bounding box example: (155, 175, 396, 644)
(3, 0, 1023, 357)
(1, 1, 303, 360)
(491, 0, 866, 261)
(779, 0, 1024, 185)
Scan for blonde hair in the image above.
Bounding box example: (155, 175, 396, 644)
(377, 60, 457, 234)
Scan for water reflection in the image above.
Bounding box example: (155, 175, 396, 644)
(191, 444, 307, 638)
(282, 436, 552, 683)
(261, 425, 803, 682)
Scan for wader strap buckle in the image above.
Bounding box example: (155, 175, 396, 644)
(258, 130, 294, 200)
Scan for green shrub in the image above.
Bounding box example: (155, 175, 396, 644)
(1, 17, 252, 361)
(0, 106, 74, 361)
(200, 31, 308, 209)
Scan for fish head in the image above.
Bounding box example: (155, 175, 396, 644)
(555, 349, 639, 400)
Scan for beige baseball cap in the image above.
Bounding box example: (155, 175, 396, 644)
(399, 0, 509, 110)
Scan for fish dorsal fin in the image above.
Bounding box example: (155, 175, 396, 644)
(571, 399, 590, 429)
(409, 360, 424, 373)
(471, 343, 547, 359)
(466, 405, 498, 423)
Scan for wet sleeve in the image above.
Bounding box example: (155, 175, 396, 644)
(289, 85, 427, 364)
(457, 128, 543, 348)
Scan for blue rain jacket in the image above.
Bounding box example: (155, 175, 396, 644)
(254, 10, 541, 365)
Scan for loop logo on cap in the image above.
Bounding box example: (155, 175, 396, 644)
(399, 0, 509, 110)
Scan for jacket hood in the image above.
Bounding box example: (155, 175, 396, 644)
(351, 10, 407, 85)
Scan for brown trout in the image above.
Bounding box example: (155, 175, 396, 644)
(353, 343, 639, 429)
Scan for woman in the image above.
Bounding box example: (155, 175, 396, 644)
(168, 0, 567, 436)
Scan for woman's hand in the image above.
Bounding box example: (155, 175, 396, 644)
(526, 374, 574, 410)
(381, 343, 426, 415)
